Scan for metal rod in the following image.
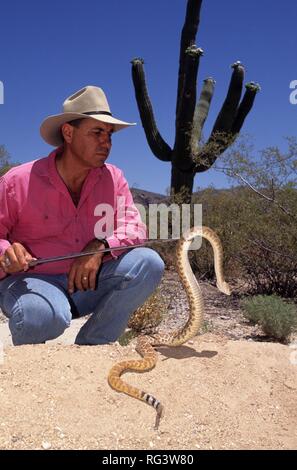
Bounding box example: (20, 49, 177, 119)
(28, 239, 176, 267)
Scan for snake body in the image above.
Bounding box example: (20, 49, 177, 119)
(108, 226, 231, 429)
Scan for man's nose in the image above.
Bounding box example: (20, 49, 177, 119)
(99, 137, 112, 152)
(99, 132, 112, 145)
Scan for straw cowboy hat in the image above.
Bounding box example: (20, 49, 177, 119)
(40, 85, 136, 147)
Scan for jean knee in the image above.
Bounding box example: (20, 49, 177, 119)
(138, 248, 165, 284)
(3, 289, 71, 345)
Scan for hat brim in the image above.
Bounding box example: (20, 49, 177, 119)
(40, 112, 136, 147)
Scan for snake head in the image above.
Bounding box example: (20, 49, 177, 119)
(217, 281, 232, 296)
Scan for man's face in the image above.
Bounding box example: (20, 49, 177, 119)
(64, 118, 114, 169)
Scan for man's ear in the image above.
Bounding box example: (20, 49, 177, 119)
(61, 123, 74, 143)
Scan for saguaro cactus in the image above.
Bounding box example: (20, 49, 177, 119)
(131, 0, 260, 202)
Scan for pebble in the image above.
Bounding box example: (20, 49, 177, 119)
(42, 441, 51, 450)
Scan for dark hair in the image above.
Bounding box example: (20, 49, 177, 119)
(61, 118, 85, 143)
(67, 118, 85, 128)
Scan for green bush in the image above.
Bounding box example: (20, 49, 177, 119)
(241, 294, 297, 342)
(190, 186, 297, 297)
(241, 295, 265, 324)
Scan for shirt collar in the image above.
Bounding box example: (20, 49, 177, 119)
(45, 147, 105, 189)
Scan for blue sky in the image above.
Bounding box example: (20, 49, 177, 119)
(0, 0, 296, 194)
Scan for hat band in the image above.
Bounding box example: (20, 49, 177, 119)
(82, 111, 112, 116)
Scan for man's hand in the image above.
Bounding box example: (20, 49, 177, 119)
(0, 243, 36, 274)
(67, 240, 106, 294)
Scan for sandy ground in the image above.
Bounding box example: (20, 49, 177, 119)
(1, 325, 297, 450)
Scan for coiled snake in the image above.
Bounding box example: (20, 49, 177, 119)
(108, 226, 231, 429)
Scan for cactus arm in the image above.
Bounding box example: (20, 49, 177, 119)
(191, 77, 216, 156)
(232, 82, 261, 134)
(174, 46, 204, 168)
(176, 0, 203, 117)
(211, 61, 245, 133)
(131, 58, 172, 162)
(194, 62, 245, 171)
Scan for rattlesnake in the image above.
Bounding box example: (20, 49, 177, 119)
(108, 226, 231, 429)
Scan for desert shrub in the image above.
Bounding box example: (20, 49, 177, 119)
(241, 295, 265, 324)
(190, 186, 297, 297)
(127, 287, 168, 333)
(241, 294, 297, 342)
(0, 145, 17, 176)
(191, 187, 244, 280)
(118, 329, 137, 346)
(118, 288, 168, 346)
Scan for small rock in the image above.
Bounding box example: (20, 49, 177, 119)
(42, 441, 51, 450)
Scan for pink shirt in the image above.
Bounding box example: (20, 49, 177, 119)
(0, 148, 147, 279)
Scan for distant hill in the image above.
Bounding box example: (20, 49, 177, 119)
(130, 186, 240, 208)
(130, 188, 168, 207)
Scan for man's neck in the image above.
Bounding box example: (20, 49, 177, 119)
(55, 148, 90, 192)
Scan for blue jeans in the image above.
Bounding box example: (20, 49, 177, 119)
(0, 248, 164, 346)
